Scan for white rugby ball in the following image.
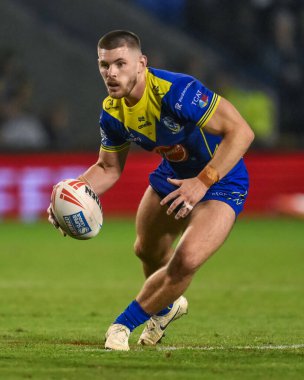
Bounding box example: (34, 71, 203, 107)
(51, 179, 103, 240)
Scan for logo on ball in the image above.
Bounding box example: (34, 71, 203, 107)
(63, 211, 92, 236)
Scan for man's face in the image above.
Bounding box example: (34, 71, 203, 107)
(97, 45, 144, 99)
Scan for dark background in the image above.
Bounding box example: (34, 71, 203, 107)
(0, 0, 303, 153)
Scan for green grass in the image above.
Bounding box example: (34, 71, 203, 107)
(0, 217, 303, 379)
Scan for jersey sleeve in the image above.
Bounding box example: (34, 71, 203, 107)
(165, 76, 221, 128)
(99, 110, 130, 153)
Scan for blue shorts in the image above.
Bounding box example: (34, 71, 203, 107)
(149, 160, 249, 216)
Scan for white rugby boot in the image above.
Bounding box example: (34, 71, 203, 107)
(104, 324, 130, 351)
(138, 296, 188, 346)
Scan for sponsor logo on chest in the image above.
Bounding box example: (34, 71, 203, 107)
(154, 144, 188, 162)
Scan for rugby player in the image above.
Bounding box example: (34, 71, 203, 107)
(48, 30, 254, 350)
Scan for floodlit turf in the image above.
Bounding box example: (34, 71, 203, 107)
(0, 217, 303, 379)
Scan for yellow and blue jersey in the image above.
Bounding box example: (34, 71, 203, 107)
(99, 67, 249, 215)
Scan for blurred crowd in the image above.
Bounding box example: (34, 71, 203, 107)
(186, 0, 304, 148)
(1, 0, 303, 151)
(0, 48, 70, 151)
(134, 0, 304, 149)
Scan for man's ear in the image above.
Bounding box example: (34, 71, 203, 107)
(139, 55, 148, 72)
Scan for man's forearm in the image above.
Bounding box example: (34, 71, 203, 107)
(198, 126, 254, 185)
(79, 163, 121, 196)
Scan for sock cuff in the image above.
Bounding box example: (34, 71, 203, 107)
(131, 300, 151, 319)
(156, 303, 174, 316)
(114, 300, 151, 332)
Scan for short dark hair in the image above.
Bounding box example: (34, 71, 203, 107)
(98, 30, 142, 51)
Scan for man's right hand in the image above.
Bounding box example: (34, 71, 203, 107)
(47, 204, 67, 237)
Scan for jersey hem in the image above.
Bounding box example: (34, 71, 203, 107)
(100, 142, 130, 153)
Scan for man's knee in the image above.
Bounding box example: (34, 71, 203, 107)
(134, 237, 157, 261)
(134, 236, 171, 265)
(166, 245, 203, 283)
(134, 238, 146, 260)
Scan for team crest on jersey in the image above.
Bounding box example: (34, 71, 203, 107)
(162, 116, 184, 134)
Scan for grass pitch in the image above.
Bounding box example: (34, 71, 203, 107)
(0, 217, 303, 379)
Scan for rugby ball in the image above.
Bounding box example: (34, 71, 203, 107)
(51, 179, 103, 240)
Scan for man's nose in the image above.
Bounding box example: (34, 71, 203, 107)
(107, 65, 117, 78)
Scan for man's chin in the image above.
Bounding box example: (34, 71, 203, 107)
(107, 86, 124, 98)
(108, 91, 124, 99)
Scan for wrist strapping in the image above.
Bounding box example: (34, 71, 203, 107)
(197, 165, 220, 188)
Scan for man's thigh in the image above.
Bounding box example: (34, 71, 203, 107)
(168, 200, 236, 275)
(135, 185, 186, 250)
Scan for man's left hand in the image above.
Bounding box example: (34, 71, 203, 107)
(160, 177, 208, 219)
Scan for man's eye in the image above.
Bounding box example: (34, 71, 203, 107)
(116, 62, 124, 68)
(100, 62, 109, 69)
